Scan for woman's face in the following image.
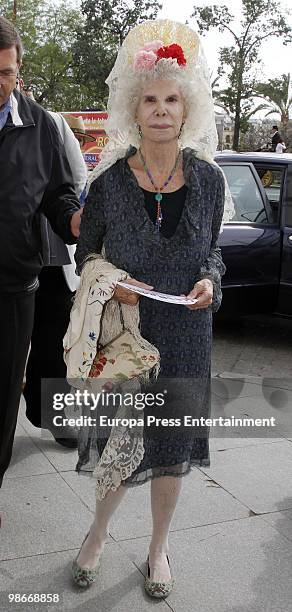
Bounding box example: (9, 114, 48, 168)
(135, 78, 185, 144)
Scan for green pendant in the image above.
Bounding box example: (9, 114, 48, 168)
(155, 193, 163, 202)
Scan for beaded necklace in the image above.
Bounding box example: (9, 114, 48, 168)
(139, 148, 182, 231)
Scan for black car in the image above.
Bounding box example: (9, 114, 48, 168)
(215, 152, 292, 317)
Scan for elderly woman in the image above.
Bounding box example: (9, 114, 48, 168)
(69, 19, 232, 599)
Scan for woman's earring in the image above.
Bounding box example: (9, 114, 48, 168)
(178, 122, 185, 138)
(135, 123, 142, 139)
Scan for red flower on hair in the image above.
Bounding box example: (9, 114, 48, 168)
(156, 44, 186, 66)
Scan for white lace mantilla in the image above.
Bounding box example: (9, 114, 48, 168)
(93, 401, 145, 499)
(87, 19, 235, 229)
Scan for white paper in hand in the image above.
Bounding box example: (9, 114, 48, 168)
(117, 282, 198, 305)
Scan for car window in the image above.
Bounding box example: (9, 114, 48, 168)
(221, 165, 267, 223)
(254, 167, 284, 223)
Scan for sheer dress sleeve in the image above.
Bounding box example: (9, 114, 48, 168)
(75, 175, 106, 274)
(198, 168, 226, 312)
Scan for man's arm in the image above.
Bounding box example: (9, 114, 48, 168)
(40, 116, 81, 244)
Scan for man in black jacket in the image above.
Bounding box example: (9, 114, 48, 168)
(271, 125, 282, 152)
(0, 17, 81, 487)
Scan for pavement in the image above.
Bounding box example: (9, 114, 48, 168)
(1, 317, 292, 612)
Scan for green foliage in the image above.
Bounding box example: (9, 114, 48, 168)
(23, 3, 82, 110)
(192, 0, 292, 150)
(72, 0, 162, 108)
(72, 27, 116, 109)
(80, 0, 162, 46)
(0, 0, 82, 110)
(254, 73, 292, 127)
(0, 0, 162, 110)
(1, 0, 43, 55)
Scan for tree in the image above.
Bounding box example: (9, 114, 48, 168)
(254, 73, 292, 136)
(22, 2, 82, 110)
(1, 0, 83, 110)
(1, 0, 43, 54)
(192, 0, 292, 150)
(239, 120, 274, 152)
(72, 0, 162, 108)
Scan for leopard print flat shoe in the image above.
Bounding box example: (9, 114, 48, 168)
(144, 554, 174, 599)
(72, 533, 102, 588)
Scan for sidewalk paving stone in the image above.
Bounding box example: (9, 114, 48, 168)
(120, 515, 292, 612)
(0, 474, 92, 561)
(199, 439, 292, 514)
(18, 399, 79, 472)
(5, 424, 56, 480)
(261, 508, 292, 543)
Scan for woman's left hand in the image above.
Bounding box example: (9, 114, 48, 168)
(183, 278, 213, 310)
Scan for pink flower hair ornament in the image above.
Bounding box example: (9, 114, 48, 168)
(133, 40, 187, 71)
(133, 50, 157, 71)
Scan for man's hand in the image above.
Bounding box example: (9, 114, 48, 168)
(183, 279, 213, 310)
(113, 278, 153, 306)
(70, 209, 83, 238)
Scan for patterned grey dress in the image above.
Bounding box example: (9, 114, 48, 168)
(75, 147, 226, 485)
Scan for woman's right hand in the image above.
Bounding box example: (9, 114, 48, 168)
(113, 278, 153, 305)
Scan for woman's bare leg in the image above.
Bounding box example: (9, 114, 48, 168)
(148, 475, 182, 582)
(77, 484, 128, 568)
